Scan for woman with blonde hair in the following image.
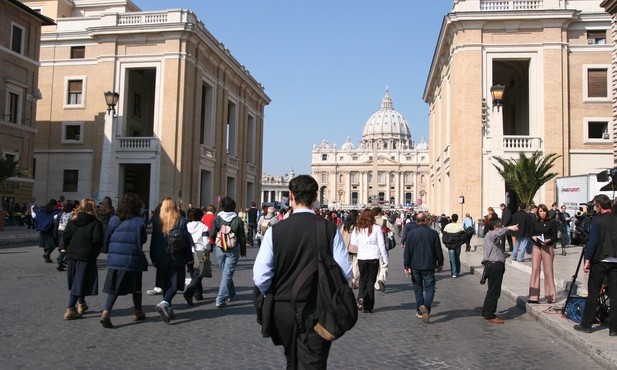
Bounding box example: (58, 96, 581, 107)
(351, 208, 388, 313)
(150, 197, 192, 323)
(62, 198, 103, 320)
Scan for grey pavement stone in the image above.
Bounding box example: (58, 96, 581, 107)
(0, 230, 612, 369)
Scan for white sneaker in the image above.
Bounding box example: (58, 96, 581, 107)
(147, 288, 162, 295)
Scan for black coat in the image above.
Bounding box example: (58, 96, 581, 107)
(442, 230, 467, 250)
(149, 215, 192, 269)
(63, 212, 104, 262)
(404, 224, 444, 270)
(511, 210, 532, 238)
(532, 218, 558, 246)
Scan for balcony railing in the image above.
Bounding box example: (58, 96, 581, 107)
(200, 145, 216, 160)
(503, 136, 542, 150)
(480, 0, 543, 10)
(115, 137, 158, 152)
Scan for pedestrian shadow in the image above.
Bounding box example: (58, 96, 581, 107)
(429, 304, 525, 324)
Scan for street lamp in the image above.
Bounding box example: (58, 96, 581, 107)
(104, 91, 119, 116)
(490, 84, 505, 112)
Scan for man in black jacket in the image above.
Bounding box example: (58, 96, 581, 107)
(404, 212, 443, 324)
(574, 194, 617, 336)
(500, 203, 513, 252)
(247, 202, 258, 247)
(511, 203, 532, 262)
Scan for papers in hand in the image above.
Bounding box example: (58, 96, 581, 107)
(537, 234, 546, 243)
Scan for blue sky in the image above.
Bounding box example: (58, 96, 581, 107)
(135, 1, 453, 175)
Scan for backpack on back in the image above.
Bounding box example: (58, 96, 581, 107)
(291, 219, 357, 341)
(57, 211, 72, 232)
(215, 219, 237, 251)
(166, 222, 188, 256)
(259, 217, 274, 236)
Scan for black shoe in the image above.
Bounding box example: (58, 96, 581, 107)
(183, 291, 194, 306)
(609, 330, 617, 337)
(527, 300, 539, 304)
(56, 265, 65, 271)
(574, 324, 592, 334)
(194, 295, 204, 301)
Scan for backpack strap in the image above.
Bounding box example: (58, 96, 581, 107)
(290, 218, 328, 333)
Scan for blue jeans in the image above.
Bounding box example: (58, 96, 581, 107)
(215, 246, 239, 305)
(448, 247, 461, 276)
(512, 237, 530, 261)
(411, 269, 436, 313)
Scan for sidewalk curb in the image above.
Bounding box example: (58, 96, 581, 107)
(460, 255, 617, 369)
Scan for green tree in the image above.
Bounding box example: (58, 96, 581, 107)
(493, 151, 561, 207)
(0, 156, 19, 185)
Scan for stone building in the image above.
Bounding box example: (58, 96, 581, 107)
(311, 90, 429, 210)
(260, 169, 293, 207)
(424, 0, 613, 217)
(601, 0, 617, 164)
(23, 0, 269, 210)
(0, 0, 53, 210)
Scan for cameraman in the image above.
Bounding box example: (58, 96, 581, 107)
(573, 194, 617, 336)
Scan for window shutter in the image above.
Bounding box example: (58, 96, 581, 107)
(588, 69, 607, 98)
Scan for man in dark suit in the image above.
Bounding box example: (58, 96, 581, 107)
(247, 202, 258, 247)
(403, 212, 443, 324)
(253, 175, 352, 368)
(574, 194, 617, 336)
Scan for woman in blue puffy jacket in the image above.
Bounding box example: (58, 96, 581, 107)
(100, 193, 148, 329)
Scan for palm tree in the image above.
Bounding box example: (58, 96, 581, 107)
(493, 151, 561, 207)
(0, 155, 19, 185)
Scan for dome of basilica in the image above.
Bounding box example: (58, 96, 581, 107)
(361, 90, 411, 142)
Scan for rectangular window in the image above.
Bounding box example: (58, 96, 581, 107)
(63, 170, 79, 192)
(62, 122, 84, 143)
(321, 154, 327, 161)
(587, 69, 608, 98)
(588, 121, 609, 140)
(7, 92, 20, 123)
(11, 24, 24, 54)
(67, 80, 83, 105)
(70, 46, 85, 59)
(247, 114, 255, 163)
(200, 81, 214, 146)
(226, 101, 237, 155)
(587, 30, 606, 45)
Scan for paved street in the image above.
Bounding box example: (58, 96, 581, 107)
(0, 233, 607, 370)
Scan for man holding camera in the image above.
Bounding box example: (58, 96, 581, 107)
(573, 194, 617, 336)
(481, 219, 518, 324)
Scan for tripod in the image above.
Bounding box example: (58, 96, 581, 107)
(561, 246, 585, 315)
(561, 245, 610, 324)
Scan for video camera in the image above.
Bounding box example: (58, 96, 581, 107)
(571, 201, 595, 246)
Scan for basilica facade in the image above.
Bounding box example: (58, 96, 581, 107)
(311, 90, 429, 210)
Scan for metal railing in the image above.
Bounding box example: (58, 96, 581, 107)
(480, 0, 543, 10)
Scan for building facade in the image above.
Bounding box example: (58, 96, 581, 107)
(24, 0, 269, 210)
(311, 90, 429, 210)
(601, 0, 617, 164)
(260, 169, 293, 207)
(424, 0, 613, 217)
(0, 0, 53, 210)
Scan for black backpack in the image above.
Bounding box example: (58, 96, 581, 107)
(166, 222, 188, 256)
(291, 219, 358, 341)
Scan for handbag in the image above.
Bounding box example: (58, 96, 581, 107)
(193, 250, 212, 278)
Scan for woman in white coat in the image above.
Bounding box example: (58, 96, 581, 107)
(351, 209, 389, 313)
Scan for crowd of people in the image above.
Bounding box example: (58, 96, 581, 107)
(24, 174, 616, 368)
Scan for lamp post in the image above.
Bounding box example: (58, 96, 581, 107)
(99, 91, 119, 203)
(104, 91, 119, 117)
(490, 84, 505, 112)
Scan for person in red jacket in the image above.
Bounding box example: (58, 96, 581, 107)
(201, 205, 217, 246)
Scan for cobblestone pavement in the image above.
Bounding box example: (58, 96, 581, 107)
(0, 239, 608, 369)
